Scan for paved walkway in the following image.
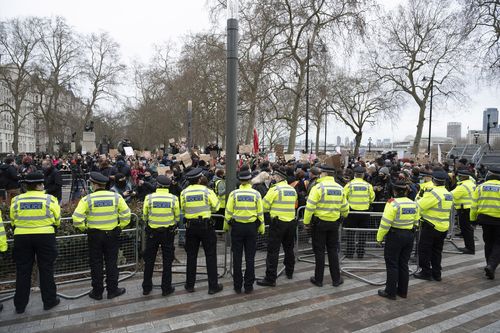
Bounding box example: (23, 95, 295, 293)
(0, 241, 499, 332)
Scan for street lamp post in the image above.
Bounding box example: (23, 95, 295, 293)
(486, 114, 498, 145)
(305, 40, 310, 153)
(324, 111, 328, 153)
(474, 131, 479, 144)
(368, 137, 372, 152)
(187, 100, 192, 151)
(226, 0, 239, 195)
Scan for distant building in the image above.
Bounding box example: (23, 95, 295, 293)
(447, 122, 462, 143)
(376, 139, 382, 147)
(483, 108, 499, 132)
(382, 138, 391, 147)
(336, 136, 341, 146)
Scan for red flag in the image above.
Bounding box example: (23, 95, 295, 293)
(253, 128, 259, 153)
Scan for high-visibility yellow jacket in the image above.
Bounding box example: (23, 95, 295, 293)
(303, 176, 349, 224)
(180, 184, 220, 219)
(224, 183, 264, 232)
(470, 179, 500, 221)
(10, 191, 61, 235)
(72, 190, 131, 231)
(262, 180, 297, 222)
(417, 181, 434, 200)
(376, 197, 420, 242)
(143, 188, 180, 228)
(214, 179, 226, 209)
(417, 186, 453, 232)
(0, 214, 7, 252)
(452, 179, 476, 210)
(344, 177, 375, 211)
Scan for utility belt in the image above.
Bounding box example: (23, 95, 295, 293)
(228, 219, 258, 225)
(87, 226, 121, 236)
(421, 219, 438, 230)
(311, 216, 339, 226)
(185, 217, 214, 229)
(389, 227, 415, 233)
(272, 217, 296, 224)
(145, 224, 177, 234)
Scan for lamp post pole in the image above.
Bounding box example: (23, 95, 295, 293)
(226, 0, 239, 195)
(474, 131, 479, 144)
(428, 79, 433, 155)
(324, 111, 327, 153)
(187, 100, 192, 152)
(305, 40, 310, 153)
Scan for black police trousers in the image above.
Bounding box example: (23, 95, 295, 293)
(142, 228, 175, 292)
(311, 220, 341, 284)
(418, 222, 447, 279)
(231, 222, 258, 290)
(264, 219, 296, 282)
(344, 210, 369, 257)
(184, 223, 219, 290)
(482, 224, 500, 270)
(87, 229, 121, 294)
(13, 234, 58, 311)
(457, 208, 475, 252)
(383, 228, 414, 297)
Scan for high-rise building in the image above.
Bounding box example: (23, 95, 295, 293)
(483, 108, 499, 132)
(336, 136, 341, 146)
(446, 122, 462, 143)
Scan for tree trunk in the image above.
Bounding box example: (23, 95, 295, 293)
(287, 63, 306, 153)
(353, 131, 362, 157)
(315, 120, 321, 154)
(412, 104, 426, 155)
(245, 87, 258, 144)
(11, 112, 19, 154)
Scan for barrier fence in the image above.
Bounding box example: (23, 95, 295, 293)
(0, 201, 471, 299)
(0, 214, 140, 302)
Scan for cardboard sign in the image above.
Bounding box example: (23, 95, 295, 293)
(180, 137, 187, 143)
(109, 149, 119, 157)
(169, 138, 175, 144)
(156, 166, 169, 176)
(199, 154, 211, 163)
(124, 146, 134, 156)
(284, 154, 295, 162)
(239, 144, 252, 155)
(275, 144, 284, 155)
(179, 151, 192, 167)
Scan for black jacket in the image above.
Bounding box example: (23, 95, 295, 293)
(44, 167, 63, 201)
(0, 164, 21, 190)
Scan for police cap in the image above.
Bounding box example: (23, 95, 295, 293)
(185, 167, 203, 180)
(156, 175, 171, 186)
(319, 164, 336, 174)
(432, 169, 448, 182)
(23, 172, 45, 183)
(353, 166, 366, 174)
(456, 168, 472, 177)
(89, 172, 109, 185)
(238, 169, 252, 181)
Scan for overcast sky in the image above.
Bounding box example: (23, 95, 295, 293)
(1, 0, 498, 146)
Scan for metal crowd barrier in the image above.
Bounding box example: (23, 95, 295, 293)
(0, 214, 140, 302)
(151, 213, 229, 289)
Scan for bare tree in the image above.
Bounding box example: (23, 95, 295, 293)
(370, 0, 471, 155)
(0, 17, 40, 153)
(327, 72, 395, 157)
(82, 32, 125, 127)
(35, 16, 81, 153)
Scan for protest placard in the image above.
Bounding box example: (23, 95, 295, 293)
(124, 146, 134, 156)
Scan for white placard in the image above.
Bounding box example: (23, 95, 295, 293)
(268, 153, 276, 163)
(124, 146, 134, 156)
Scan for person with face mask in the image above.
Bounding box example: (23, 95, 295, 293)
(111, 173, 135, 203)
(42, 159, 63, 202)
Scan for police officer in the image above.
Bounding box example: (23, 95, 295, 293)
(10, 172, 60, 313)
(303, 165, 349, 287)
(376, 181, 419, 300)
(142, 175, 180, 296)
(72, 172, 131, 300)
(180, 168, 223, 294)
(224, 169, 265, 294)
(0, 213, 6, 312)
(415, 169, 453, 281)
(452, 168, 477, 255)
(212, 169, 226, 231)
(416, 170, 434, 200)
(344, 166, 375, 259)
(257, 167, 298, 287)
(470, 166, 500, 280)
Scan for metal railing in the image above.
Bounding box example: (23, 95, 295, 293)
(0, 214, 140, 301)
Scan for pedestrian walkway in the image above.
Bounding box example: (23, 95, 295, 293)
(0, 243, 498, 332)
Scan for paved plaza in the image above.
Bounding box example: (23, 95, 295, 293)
(0, 237, 499, 333)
